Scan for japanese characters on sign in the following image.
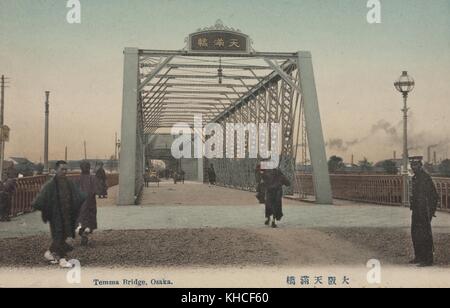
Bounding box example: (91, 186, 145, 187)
(189, 31, 249, 53)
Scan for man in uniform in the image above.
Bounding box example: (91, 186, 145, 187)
(409, 156, 439, 267)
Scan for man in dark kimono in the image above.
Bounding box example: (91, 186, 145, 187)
(32, 161, 85, 268)
(409, 156, 439, 267)
(208, 164, 216, 187)
(75, 161, 97, 246)
(179, 169, 186, 184)
(263, 167, 291, 228)
(95, 162, 108, 199)
(0, 173, 17, 222)
(173, 170, 178, 184)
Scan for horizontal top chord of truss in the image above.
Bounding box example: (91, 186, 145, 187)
(139, 49, 298, 58)
(145, 83, 250, 88)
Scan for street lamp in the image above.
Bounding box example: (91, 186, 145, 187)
(394, 71, 415, 207)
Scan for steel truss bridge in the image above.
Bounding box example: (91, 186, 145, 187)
(118, 21, 332, 205)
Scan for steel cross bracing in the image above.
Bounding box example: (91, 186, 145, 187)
(136, 53, 302, 193)
(116, 22, 335, 206)
(119, 47, 332, 206)
(138, 51, 297, 133)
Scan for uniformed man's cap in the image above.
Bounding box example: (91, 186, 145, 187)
(409, 156, 424, 164)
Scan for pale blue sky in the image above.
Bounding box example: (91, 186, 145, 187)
(0, 0, 449, 162)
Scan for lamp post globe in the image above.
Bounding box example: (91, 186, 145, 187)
(395, 71, 415, 97)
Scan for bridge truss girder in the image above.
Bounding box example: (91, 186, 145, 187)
(118, 48, 332, 206)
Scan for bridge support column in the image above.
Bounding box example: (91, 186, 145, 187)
(118, 48, 139, 205)
(297, 51, 333, 205)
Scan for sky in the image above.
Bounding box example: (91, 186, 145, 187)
(0, 0, 449, 163)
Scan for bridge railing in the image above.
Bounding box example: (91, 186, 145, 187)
(434, 177, 450, 212)
(295, 173, 450, 212)
(10, 175, 49, 217)
(7, 173, 119, 218)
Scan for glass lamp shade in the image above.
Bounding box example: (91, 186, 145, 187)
(394, 71, 415, 94)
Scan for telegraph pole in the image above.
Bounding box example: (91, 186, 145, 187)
(1, 75, 5, 124)
(44, 91, 50, 174)
(84, 140, 87, 160)
(0, 75, 5, 180)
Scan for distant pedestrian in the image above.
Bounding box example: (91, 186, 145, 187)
(144, 170, 150, 188)
(32, 161, 86, 268)
(409, 156, 439, 267)
(179, 169, 185, 184)
(208, 164, 216, 187)
(0, 173, 17, 222)
(173, 170, 178, 184)
(75, 161, 98, 246)
(263, 167, 291, 228)
(95, 162, 108, 199)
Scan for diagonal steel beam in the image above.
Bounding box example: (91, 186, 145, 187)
(264, 59, 298, 92)
(138, 56, 175, 91)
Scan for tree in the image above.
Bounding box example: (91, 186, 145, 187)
(439, 159, 450, 177)
(359, 158, 374, 173)
(328, 156, 345, 173)
(381, 160, 399, 175)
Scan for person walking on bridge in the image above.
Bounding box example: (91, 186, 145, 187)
(208, 164, 216, 187)
(0, 172, 17, 222)
(262, 166, 291, 228)
(32, 161, 86, 268)
(95, 162, 108, 199)
(409, 156, 439, 267)
(75, 161, 98, 246)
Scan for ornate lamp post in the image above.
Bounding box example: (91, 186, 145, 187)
(394, 71, 415, 207)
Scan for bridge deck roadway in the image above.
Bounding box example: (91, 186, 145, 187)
(1, 181, 450, 287)
(3, 181, 450, 236)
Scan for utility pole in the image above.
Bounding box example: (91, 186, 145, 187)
(0, 75, 5, 181)
(65, 146, 68, 161)
(84, 140, 87, 160)
(44, 91, 50, 174)
(1, 75, 5, 124)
